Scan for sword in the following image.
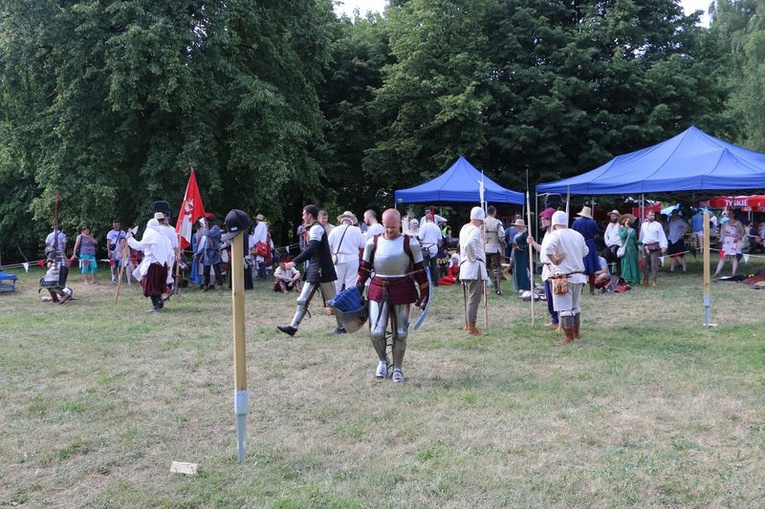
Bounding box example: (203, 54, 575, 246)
(414, 265, 433, 330)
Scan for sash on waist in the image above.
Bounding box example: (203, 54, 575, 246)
(372, 276, 410, 287)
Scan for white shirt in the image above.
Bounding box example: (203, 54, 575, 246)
(364, 222, 385, 242)
(328, 223, 365, 264)
(639, 220, 668, 249)
(458, 222, 488, 281)
(128, 219, 172, 276)
(544, 227, 588, 284)
(484, 216, 505, 254)
(418, 221, 442, 257)
(604, 221, 621, 248)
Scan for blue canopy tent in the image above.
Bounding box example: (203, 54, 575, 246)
(395, 156, 524, 205)
(536, 126, 765, 195)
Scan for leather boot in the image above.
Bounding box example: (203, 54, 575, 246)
(573, 313, 581, 339)
(556, 327, 576, 345)
(466, 323, 486, 337)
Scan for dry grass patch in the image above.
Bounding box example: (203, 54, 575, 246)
(1, 260, 764, 507)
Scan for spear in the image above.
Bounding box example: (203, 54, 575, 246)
(527, 190, 534, 325)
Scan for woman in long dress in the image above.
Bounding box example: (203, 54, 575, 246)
(618, 215, 641, 285)
(512, 219, 530, 292)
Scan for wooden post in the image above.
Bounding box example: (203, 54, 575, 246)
(230, 231, 248, 461)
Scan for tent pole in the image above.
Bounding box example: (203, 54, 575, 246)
(703, 212, 712, 328)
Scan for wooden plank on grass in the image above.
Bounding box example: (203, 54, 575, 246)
(170, 461, 199, 475)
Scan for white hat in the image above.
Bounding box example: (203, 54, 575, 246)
(551, 211, 568, 227)
(470, 207, 485, 221)
(409, 218, 419, 226)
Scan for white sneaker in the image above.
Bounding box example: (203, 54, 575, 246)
(392, 369, 405, 383)
(375, 361, 387, 380)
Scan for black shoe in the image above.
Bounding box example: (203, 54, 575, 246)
(277, 325, 297, 336)
(333, 326, 347, 334)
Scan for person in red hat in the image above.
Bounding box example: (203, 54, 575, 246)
(528, 207, 558, 328)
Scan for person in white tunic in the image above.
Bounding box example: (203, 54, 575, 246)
(328, 210, 365, 294)
(544, 211, 588, 345)
(458, 207, 489, 337)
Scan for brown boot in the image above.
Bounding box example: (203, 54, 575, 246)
(556, 327, 575, 345)
(573, 313, 582, 339)
(466, 323, 486, 337)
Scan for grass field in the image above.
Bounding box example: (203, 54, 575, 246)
(1, 259, 764, 508)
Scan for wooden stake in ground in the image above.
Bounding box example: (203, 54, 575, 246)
(227, 212, 249, 462)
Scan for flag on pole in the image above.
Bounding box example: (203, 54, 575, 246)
(479, 172, 485, 209)
(176, 169, 206, 250)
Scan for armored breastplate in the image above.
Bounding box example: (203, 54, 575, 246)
(373, 236, 412, 277)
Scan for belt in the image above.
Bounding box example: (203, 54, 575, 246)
(373, 276, 410, 287)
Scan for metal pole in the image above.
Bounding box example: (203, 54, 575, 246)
(703, 212, 711, 329)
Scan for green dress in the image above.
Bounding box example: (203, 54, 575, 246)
(512, 230, 530, 292)
(619, 226, 640, 285)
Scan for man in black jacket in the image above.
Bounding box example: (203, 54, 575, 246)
(277, 204, 345, 336)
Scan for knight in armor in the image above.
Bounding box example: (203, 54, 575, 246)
(277, 204, 345, 336)
(355, 208, 430, 382)
(40, 228, 73, 303)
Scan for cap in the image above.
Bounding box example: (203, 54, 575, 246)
(409, 218, 419, 226)
(551, 211, 568, 227)
(470, 207, 485, 221)
(154, 212, 166, 221)
(222, 209, 253, 241)
(539, 207, 556, 220)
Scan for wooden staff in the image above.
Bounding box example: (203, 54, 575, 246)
(527, 190, 535, 325)
(482, 206, 489, 329)
(114, 241, 129, 304)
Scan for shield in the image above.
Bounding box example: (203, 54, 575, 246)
(329, 286, 368, 333)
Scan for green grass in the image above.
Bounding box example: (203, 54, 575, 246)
(1, 259, 764, 507)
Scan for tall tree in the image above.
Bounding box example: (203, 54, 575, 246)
(711, 0, 765, 151)
(365, 0, 496, 201)
(485, 0, 730, 188)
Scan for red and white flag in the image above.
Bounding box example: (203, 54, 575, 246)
(175, 169, 206, 250)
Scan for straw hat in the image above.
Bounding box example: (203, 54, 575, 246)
(608, 209, 620, 216)
(513, 218, 526, 227)
(619, 213, 635, 224)
(337, 211, 358, 224)
(577, 206, 593, 219)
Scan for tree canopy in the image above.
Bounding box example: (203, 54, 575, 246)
(0, 0, 748, 263)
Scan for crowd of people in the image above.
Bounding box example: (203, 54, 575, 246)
(38, 202, 763, 372)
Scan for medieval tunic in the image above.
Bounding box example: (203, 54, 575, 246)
(291, 221, 337, 283)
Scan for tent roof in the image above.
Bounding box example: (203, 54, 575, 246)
(395, 156, 524, 205)
(536, 126, 765, 195)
